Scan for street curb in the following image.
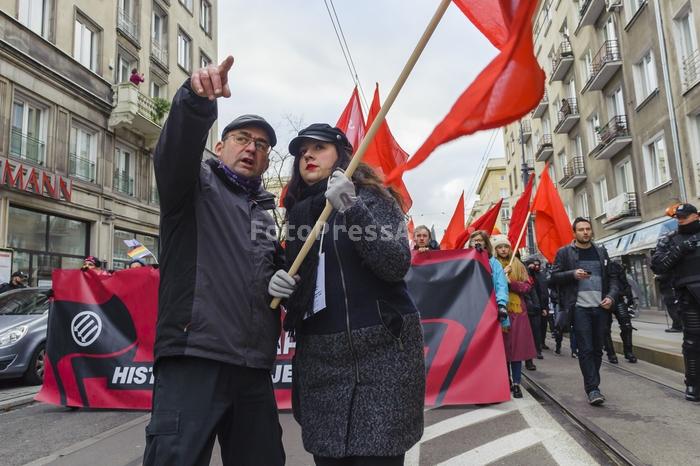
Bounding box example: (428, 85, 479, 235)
(610, 340, 684, 373)
(0, 393, 36, 412)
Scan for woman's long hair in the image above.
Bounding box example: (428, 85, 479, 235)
(283, 141, 403, 211)
(499, 247, 529, 282)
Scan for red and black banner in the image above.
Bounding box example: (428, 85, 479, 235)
(37, 249, 510, 410)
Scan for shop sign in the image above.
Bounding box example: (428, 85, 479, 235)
(0, 156, 72, 202)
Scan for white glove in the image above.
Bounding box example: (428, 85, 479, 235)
(325, 169, 357, 213)
(268, 270, 297, 299)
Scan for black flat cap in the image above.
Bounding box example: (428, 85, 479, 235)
(221, 114, 277, 147)
(288, 123, 352, 157)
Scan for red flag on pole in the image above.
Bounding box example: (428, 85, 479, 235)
(531, 164, 574, 263)
(336, 86, 366, 152)
(507, 173, 534, 250)
(386, 0, 544, 183)
(440, 191, 465, 250)
(455, 198, 503, 249)
(363, 84, 413, 212)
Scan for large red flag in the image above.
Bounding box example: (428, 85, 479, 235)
(455, 198, 503, 249)
(531, 164, 574, 263)
(336, 86, 366, 152)
(441, 192, 465, 250)
(507, 173, 534, 250)
(364, 84, 413, 212)
(387, 0, 544, 183)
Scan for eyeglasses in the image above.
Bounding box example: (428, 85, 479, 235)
(224, 132, 271, 154)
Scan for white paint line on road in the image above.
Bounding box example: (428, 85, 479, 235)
(436, 427, 556, 465)
(22, 414, 150, 466)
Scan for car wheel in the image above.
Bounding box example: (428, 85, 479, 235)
(23, 343, 46, 385)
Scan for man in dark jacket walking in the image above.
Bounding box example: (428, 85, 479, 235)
(143, 56, 286, 465)
(550, 217, 619, 406)
(526, 257, 550, 356)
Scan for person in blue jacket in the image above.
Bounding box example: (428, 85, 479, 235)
(465, 230, 510, 329)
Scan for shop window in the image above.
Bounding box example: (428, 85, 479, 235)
(113, 229, 159, 269)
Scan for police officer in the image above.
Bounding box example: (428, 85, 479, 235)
(603, 261, 638, 364)
(651, 203, 700, 401)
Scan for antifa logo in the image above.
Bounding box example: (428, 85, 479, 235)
(71, 311, 102, 347)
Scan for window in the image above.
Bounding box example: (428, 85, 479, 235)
(543, 114, 551, 135)
(200, 0, 211, 34)
(18, 0, 52, 39)
(675, 7, 699, 88)
(200, 51, 212, 68)
(576, 191, 590, 219)
(615, 159, 634, 194)
(150, 77, 166, 99)
(594, 178, 608, 215)
(10, 97, 47, 165)
(581, 49, 592, 82)
(633, 51, 658, 104)
(177, 28, 192, 71)
(69, 124, 97, 182)
(116, 48, 137, 83)
(588, 114, 600, 150)
(572, 135, 583, 156)
(149, 165, 159, 204)
(624, 0, 646, 23)
(609, 87, 625, 118)
(179, 0, 193, 12)
(557, 151, 567, 178)
(151, 6, 168, 64)
(643, 135, 670, 190)
(73, 14, 99, 72)
(117, 0, 139, 42)
(548, 162, 556, 183)
(113, 229, 159, 269)
(499, 188, 509, 199)
(114, 145, 135, 196)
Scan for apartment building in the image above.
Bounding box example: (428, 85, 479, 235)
(0, 0, 217, 285)
(467, 157, 511, 235)
(503, 0, 700, 308)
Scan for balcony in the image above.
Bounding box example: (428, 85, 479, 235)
(583, 40, 622, 92)
(520, 119, 531, 143)
(532, 91, 549, 118)
(151, 40, 168, 67)
(603, 192, 642, 230)
(69, 153, 96, 183)
(108, 83, 163, 148)
(9, 128, 45, 165)
(591, 115, 632, 160)
(554, 98, 580, 134)
(550, 41, 574, 82)
(535, 134, 554, 162)
(683, 49, 700, 92)
(559, 156, 587, 189)
(578, 0, 605, 29)
(113, 169, 134, 196)
(117, 8, 139, 44)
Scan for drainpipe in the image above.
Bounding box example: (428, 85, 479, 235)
(653, 0, 688, 201)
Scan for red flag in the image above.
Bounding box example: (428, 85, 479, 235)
(364, 84, 413, 212)
(531, 164, 574, 263)
(507, 173, 534, 250)
(455, 198, 503, 249)
(440, 192, 465, 250)
(336, 86, 366, 152)
(387, 0, 544, 183)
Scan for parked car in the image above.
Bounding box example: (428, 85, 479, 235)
(0, 287, 51, 385)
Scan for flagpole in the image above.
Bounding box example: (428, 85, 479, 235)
(508, 211, 531, 268)
(271, 0, 453, 309)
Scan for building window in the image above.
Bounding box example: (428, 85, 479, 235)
(675, 7, 699, 89)
(200, 0, 211, 35)
(69, 124, 97, 182)
(8, 206, 89, 286)
(581, 49, 592, 82)
(10, 97, 47, 165)
(150, 77, 166, 99)
(179, 0, 193, 12)
(73, 13, 99, 72)
(200, 51, 212, 68)
(633, 50, 658, 104)
(557, 151, 566, 179)
(114, 146, 135, 196)
(149, 165, 159, 204)
(117, 0, 139, 43)
(18, 0, 52, 39)
(548, 162, 556, 183)
(177, 28, 192, 72)
(576, 191, 589, 219)
(624, 0, 646, 23)
(151, 5, 168, 65)
(643, 135, 670, 190)
(116, 48, 138, 83)
(499, 188, 509, 199)
(588, 114, 600, 151)
(113, 229, 159, 269)
(593, 178, 608, 215)
(615, 159, 634, 194)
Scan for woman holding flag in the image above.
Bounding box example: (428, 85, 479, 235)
(267, 123, 425, 466)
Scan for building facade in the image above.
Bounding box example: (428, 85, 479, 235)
(503, 0, 700, 308)
(0, 0, 217, 285)
(467, 157, 511, 235)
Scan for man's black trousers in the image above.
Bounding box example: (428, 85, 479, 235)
(143, 356, 285, 466)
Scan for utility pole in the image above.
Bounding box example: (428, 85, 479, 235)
(519, 120, 535, 255)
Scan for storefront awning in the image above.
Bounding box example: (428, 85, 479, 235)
(598, 216, 673, 257)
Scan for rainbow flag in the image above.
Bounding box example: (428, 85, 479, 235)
(127, 245, 151, 260)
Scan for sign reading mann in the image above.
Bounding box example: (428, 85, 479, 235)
(0, 156, 72, 201)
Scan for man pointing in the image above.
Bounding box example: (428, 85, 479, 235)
(143, 56, 286, 466)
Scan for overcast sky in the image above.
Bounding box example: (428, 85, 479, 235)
(216, 0, 504, 237)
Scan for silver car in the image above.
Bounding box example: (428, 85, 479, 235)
(0, 288, 51, 385)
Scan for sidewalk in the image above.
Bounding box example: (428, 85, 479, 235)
(0, 381, 39, 411)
